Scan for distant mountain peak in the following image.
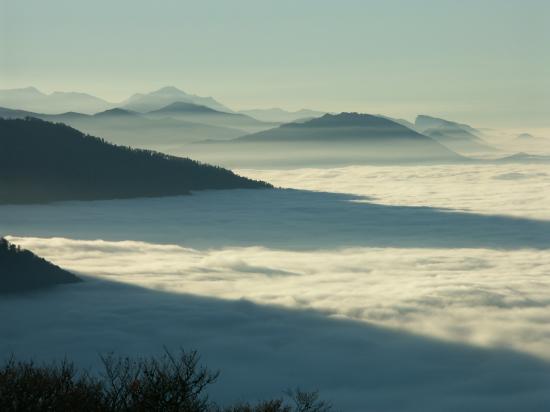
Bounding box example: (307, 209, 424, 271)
(415, 115, 480, 136)
(94, 108, 137, 117)
(152, 101, 220, 114)
(122, 86, 232, 113)
(240, 112, 433, 139)
(151, 86, 188, 95)
(50, 90, 96, 97)
(231, 111, 464, 164)
(0, 86, 45, 96)
(22, 86, 43, 94)
(0, 86, 112, 114)
(289, 112, 399, 128)
(239, 107, 325, 123)
(414, 114, 497, 154)
(514, 133, 548, 143)
(151, 86, 217, 101)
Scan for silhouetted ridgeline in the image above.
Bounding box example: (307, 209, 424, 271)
(237, 112, 453, 143)
(0, 237, 81, 293)
(414, 115, 496, 154)
(147, 101, 270, 133)
(0, 118, 271, 204)
(200, 112, 468, 166)
(0, 106, 248, 147)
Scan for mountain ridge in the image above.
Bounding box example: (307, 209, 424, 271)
(0, 106, 247, 149)
(239, 108, 325, 123)
(146, 100, 271, 132)
(237, 112, 453, 142)
(0, 87, 112, 114)
(122, 86, 233, 113)
(414, 115, 497, 154)
(0, 86, 234, 115)
(0, 237, 81, 293)
(0, 117, 271, 204)
(185, 112, 469, 167)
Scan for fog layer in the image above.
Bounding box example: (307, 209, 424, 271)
(2, 164, 550, 410)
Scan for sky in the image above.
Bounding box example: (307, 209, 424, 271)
(1, 0, 549, 127)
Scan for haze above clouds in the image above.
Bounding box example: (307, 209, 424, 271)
(2, 0, 548, 127)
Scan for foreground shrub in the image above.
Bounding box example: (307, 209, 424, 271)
(221, 389, 331, 412)
(0, 350, 332, 412)
(0, 357, 104, 411)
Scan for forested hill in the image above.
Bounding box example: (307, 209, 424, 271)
(0, 238, 81, 293)
(0, 117, 271, 204)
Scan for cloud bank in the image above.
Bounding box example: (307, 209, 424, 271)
(8, 236, 550, 361)
(3, 163, 550, 410)
(238, 164, 550, 220)
(2, 260, 550, 412)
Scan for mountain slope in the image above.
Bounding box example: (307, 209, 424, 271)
(0, 237, 81, 293)
(68, 108, 247, 148)
(0, 86, 233, 116)
(93, 108, 140, 118)
(376, 114, 417, 131)
(514, 133, 549, 143)
(494, 152, 550, 164)
(239, 108, 325, 123)
(147, 101, 271, 132)
(185, 113, 466, 168)
(0, 106, 37, 119)
(0, 118, 270, 204)
(121, 86, 232, 113)
(236, 112, 463, 158)
(415, 115, 481, 136)
(516, 133, 536, 141)
(415, 115, 496, 154)
(0, 87, 112, 114)
(149, 101, 222, 115)
(0, 106, 246, 149)
(236, 112, 446, 142)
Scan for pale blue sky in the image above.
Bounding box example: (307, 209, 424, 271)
(1, 0, 549, 127)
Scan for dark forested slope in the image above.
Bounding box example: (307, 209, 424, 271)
(0, 118, 270, 203)
(0, 238, 81, 293)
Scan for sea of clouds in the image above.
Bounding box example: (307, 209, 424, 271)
(238, 164, 550, 220)
(8, 236, 550, 360)
(2, 163, 550, 410)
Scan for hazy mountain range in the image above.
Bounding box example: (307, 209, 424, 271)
(147, 101, 271, 132)
(239, 108, 326, 123)
(0, 86, 233, 115)
(0, 105, 251, 150)
(120, 86, 233, 113)
(3, 85, 546, 168)
(235, 113, 464, 162)
(414, 115, 497, 154)
(236, 112, 444, 143)
(0, 85, 501, 157)
(188, 113, 467, 168)
(0, 86, 322, 123)
(514, 132, 548, 143)
(0, 87, 111, 115)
